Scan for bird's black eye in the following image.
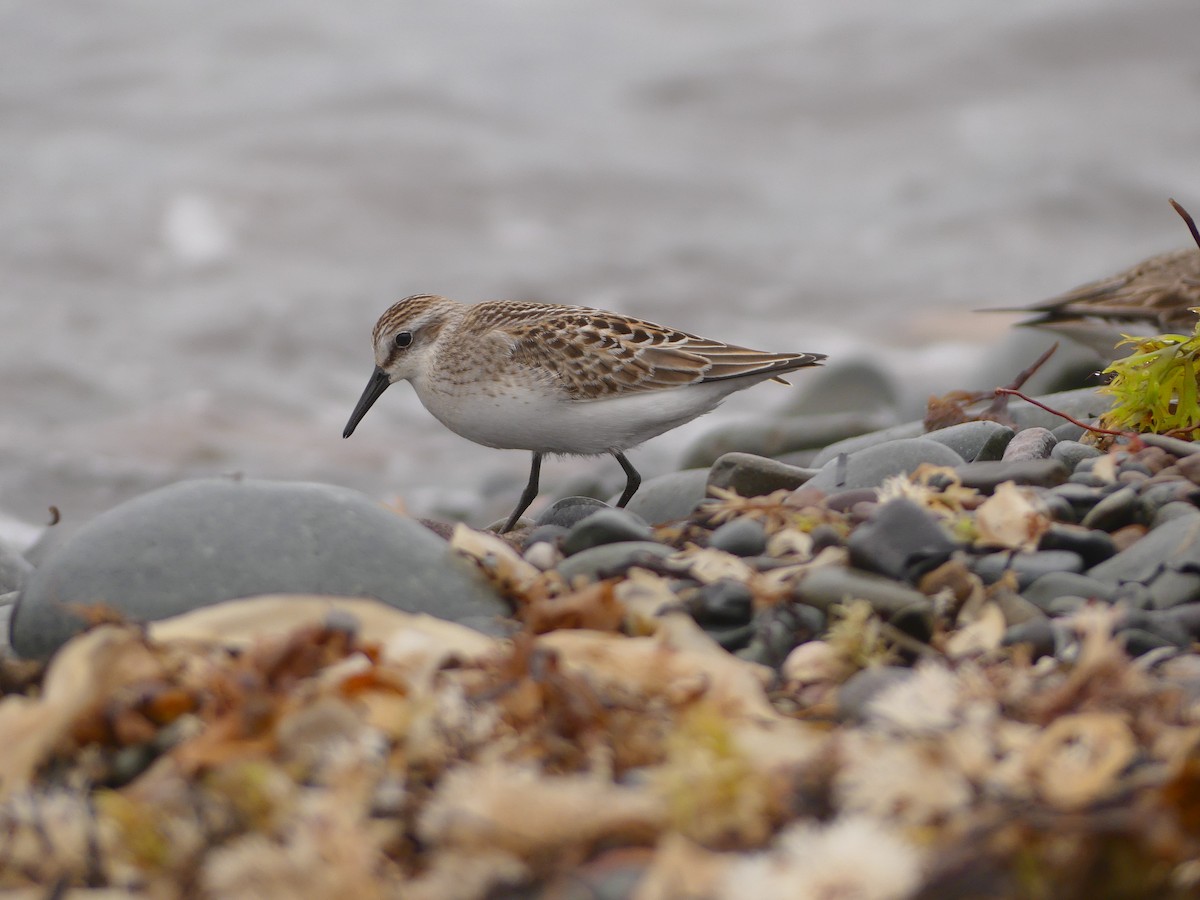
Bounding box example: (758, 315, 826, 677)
(394, 331, 413, 349)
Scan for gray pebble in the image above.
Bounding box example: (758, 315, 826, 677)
(707, 517, 768, 557)
(810, 421, 927, 468)
(1051, 422, 1088, 443)
(1003, 427, 1057, 462)
(736, 603, 825, 668)
(619, 469, 709, 526)
(535, 496, 609, 529)
(954, 459, 1069, 492)
(973, 550, 1084, 589)
(1088, 515, 1200, 605)
(707, 452, 817, 498)
(1051, 440, 1101, 470)
(806, 438, 964, 493)
(1003, 618, 1056, 657)
(923, 421, 1014, 463)
(1153, 502, 1200, 529)
(1038, 524, 1116, 568)
(846, 498, 956, 582)
(688, 579, 754, 626)
(562, 508, 652, 555)
(523, 524, 568, 549)
(792, 566, 933, 617)
(1022, 571, 1117, 611)
(1079, 486, 1142, 532)
(1120, 628, 1179, 657)
(682, 410, 899, 470)
(554, 541, 673, 583)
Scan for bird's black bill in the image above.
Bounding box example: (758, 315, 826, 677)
(343, 366, 391, 438)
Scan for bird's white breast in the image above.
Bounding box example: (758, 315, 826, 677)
(412, 375, 769, 455)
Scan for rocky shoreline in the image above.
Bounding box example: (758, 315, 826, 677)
(4, 365, 1200, 897)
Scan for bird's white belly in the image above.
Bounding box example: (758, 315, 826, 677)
(414, 378, 761, 456)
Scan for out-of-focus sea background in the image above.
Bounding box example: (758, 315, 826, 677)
(2, 0, 1199, 534)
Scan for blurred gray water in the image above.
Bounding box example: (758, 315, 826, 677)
(2, 0, 1198, 533)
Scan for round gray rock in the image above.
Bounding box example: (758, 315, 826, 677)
(806, 438, 964, 493)
(12, 478, 508, 659)
(619, 468, 709, 525)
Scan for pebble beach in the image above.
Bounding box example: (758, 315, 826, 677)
(5, 0, 1200, 896)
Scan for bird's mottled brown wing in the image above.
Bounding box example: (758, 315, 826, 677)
(1019, 247, 1200, 333)
(468, 302, 823, 401)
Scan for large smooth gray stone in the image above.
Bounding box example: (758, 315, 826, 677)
(707, 452, 817, 497)
(923, 421, 1014, 463)
(12, 478, 508, 659)
(806, 438, 964, 493)
(619, 468, 709, 525)
(1088, 515, 1200, 591)
(680, 410, 896, 470)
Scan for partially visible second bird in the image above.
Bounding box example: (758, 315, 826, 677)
(343, 294, 825, 532)
(1007, 246, 1200, 361)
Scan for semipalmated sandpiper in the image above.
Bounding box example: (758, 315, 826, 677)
(343, 295, 825, 532)
(1008, 246, 1200, 360)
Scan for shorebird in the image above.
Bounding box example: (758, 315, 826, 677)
(998, 199, 1200, 361)
(1005, 247, 1200, 360)
(343, 295, 825, 532)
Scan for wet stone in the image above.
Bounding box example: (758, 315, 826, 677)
(619, 468, 709, 526)
(536, 496, 609, 530)
(1046, 482, 1109, 519)
(973, 550, 1084, 590)
(810, 524, 844, 553)
(736, 603, 825, 668)
(1079, 486, 1142, 532)
(1153, 502, 1200, 530)
(793, 566, 933, 617)
(805, 438, 965, 493)
(562, 508, 652, 555)
(923, 421, 1014, 463)
(846, 498, 957, 583)
(681, 411, 897, 470)
(1051, 422, 1088, 443)
(890, 602, 934, 644)
(553, 541, 673, 583)
(1002, 427, 1057, 462)
(11, 478, 510, 659)
(955, 459, 1069, 492)
(1120, 628, 1179, 657)
(688, 578, 754, 627)
(1003, 617, 1056, 658)
(1021, 571, 1117, 611)
(707, 452, 817, 498)
(1088, 515, 1200, 598)
(1163, 603, 1200, 638)
(1051, 440, 1102, 471)
(1178, 453, 1200, 485)
(1038, 524, 1116, 568)
(523, 524, 568, 549)
(810, 421, 927, 468)
(707, 517, 768, 557)
(1046, 596, 1087, 617)
(1141, 480, 1200, 509)
(1119, 609, 1191, 648)
(1141, 433, 1200, 459)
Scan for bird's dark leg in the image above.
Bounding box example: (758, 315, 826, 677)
(502, 452, 543, 533)
(612, 450, 641, 508)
